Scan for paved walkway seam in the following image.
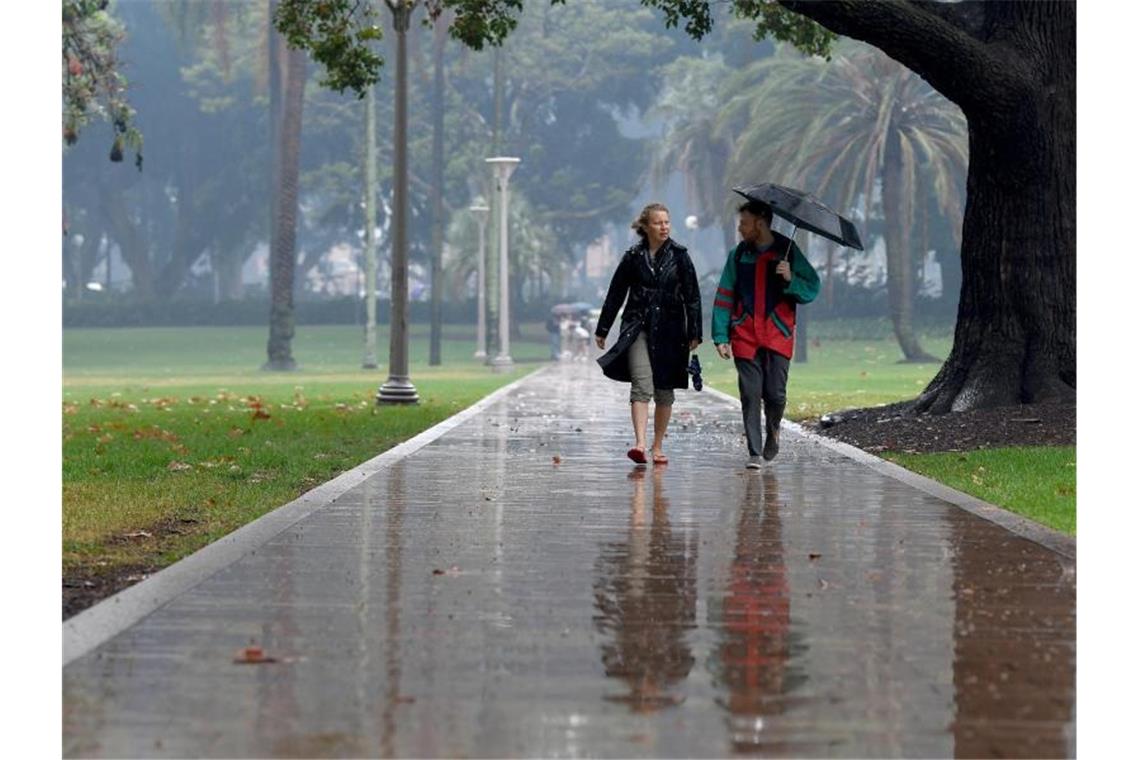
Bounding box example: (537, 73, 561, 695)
(701, 384, 1076, 562)
(63, 366, 548, 666)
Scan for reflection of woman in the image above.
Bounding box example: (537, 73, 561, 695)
(595, 203, 702, 465)
(593, 467, 697, 713)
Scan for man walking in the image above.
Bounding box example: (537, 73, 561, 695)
(711, 200, 820, 468)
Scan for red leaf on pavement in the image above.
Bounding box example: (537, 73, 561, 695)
(233, 646, 277, 664)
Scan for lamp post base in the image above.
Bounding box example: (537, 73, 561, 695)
(489, 355, 514, 373)
(376, 377, 420, 404)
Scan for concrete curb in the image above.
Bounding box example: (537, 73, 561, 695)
(63, 365, 550, 667)
(701, 384, 1076, 563)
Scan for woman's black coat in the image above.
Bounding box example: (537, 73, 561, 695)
(595, 238, 703, 390)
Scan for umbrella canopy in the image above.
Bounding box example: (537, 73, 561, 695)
(733, 183, 864, 251)
(551, 302, 592, 316)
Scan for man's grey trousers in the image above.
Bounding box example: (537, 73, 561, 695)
(734, 349, 790, 456)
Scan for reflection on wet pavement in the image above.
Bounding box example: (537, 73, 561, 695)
(64, 362, 1075, 758)
(594, 467, 697, 714)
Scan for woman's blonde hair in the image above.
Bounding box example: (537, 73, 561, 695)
(631, 202, 670, 239)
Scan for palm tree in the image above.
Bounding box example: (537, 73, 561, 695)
(648, 55, 737, 252)
(722, 42, 967, 362)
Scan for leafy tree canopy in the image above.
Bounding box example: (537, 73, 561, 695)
(274, 0, 835, 98)
(63, 0, 143, 168)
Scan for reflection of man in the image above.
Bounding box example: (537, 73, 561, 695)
(593, 468, 697, 713)
(712, 201, 819, 468)
(710, 471, 796, 752)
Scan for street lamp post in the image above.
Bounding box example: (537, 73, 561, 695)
(469, 200, 490, 359)
(486, 157, 520, 372)
(377, 0, 419, 404)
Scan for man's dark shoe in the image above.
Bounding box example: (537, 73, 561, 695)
(762, 401, 785, 461)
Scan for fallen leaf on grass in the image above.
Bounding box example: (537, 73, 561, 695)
(167, 461, 192, 472)
(122, 530, 153, 540)
(233, 646, 277, 665)
(227, 427, 245, 438)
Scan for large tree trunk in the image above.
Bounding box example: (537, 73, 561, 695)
(265, 32, 306, 370)
(786, 0, 1076, 412)
(917, 91, 1076, 411)
(428, 17, 447, 366)
(882, 127, 937, 363)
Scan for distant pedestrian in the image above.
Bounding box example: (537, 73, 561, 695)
(546, 312, 561, 360)
(595, 203, 703, 465)
(572, 318, 591, 361)
(712, 200, 819, 468)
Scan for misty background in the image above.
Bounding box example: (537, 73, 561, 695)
(62, 0, 964, 343)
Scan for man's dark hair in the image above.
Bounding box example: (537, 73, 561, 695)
(738, 200, 773, 225)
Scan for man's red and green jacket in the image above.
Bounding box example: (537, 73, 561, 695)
(711, 233, 821, 361)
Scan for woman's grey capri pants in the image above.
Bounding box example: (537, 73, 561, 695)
(628, 330, 674, 406)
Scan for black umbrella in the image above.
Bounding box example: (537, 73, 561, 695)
(733, 183, 864, 259)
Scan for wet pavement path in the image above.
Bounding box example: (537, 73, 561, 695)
(63, 362, 1075, 758)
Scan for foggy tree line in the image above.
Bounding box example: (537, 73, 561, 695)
(64, 1, 973, 369)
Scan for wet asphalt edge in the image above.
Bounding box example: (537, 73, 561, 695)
(63, 364, 553, 667)
(701, 384, 1076, 563)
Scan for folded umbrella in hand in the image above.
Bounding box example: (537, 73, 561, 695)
(688, 354, 703, 392)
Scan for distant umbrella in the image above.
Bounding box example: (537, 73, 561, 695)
(733, 183, 864, 258)
(551, 302, 593, 316)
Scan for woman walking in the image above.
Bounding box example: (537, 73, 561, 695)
(594, 203, 702, 465)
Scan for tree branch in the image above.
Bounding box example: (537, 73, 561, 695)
(778, 0, 1025, 112)
(909, 0, 986, 41)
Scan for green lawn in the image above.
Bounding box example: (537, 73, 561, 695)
(63, 324, 548, 577)
(700, 331, 1075, 535)
(701, 334, 953, 421)
(883, 447, 1076, 535)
